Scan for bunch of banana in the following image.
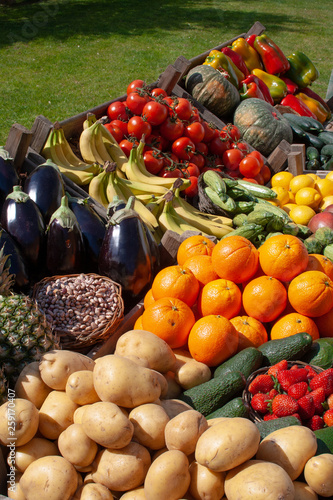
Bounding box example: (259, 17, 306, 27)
(79, 114, 128, 172)
(41, 127, 102, 186)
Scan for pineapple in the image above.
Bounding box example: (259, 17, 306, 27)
(0, 243, 59, 400)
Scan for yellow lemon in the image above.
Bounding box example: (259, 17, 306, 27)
(306, 173, 319, 182)
(315, 178, 333, 198)
(325, 171, 333, 182)
(295, 187, 322, 209)
(289, 174, 315, 194)
(282, 203, 297, 215)
(270, 171, 294, 190)
(289, 205, 317, 225)
(288, 191, 295, 203)
(319, 195, 333, 211)
(271, 186, 290, 206)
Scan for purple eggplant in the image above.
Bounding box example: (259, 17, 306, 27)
(46, 196, 85, 275)
(24, 159, 65, 224)
(0, 227, 29, 290)
(0, 147, 19, 215)
(67, 194, 106, 273)
(1, 186, 46, 269)
(98, 196, 153, 312)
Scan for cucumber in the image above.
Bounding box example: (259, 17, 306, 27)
(206, 397, 250, 420)
(258, 332, 313, 366)
(306, 146, 320, 161)
(255, 416, 301, 441)
(306, 159, 321, 171)
(304, 131, 326, 150)
(314, 427, 333, 455)
(318, 131, 333, 145)
(252, 201, 292, 222)
(214, 347, 263, 380)
(179, 369, 245, 417)
(232, 213, 248, 227)
(221, 223, 264, 242)
(289, 122, 309, 143)
(247, 210, 277, 227)
(236, 179, 278, 200)
(301, 338, 333, 369)
(322, 158, 333, 171)
(321, 144, 333, 157)
(283, 113, 324, 134)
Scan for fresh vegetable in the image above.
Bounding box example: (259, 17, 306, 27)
(206, 397, 250, 419)
(231, 37, 263, 72)
(284, 50, 319, 87)
(258, 332, 313, 366)
(280, 93, 317, 118)
(253, 34, 290, 75)
(255, 415, 301, 441)
(203, 50, 241, 88)
(0, 147, 19, 215)
(251, 68, 288, 103)
(213, 346, 263, 380)
(220, 46, 250, 77)
(240, 74, 274, 105)
(296, 92, 331, 123)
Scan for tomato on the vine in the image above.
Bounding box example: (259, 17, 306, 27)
(181, 162, 200, 178)
(126, 91, 150, 115)
(127, 79, 145, 95)
(171, 137, 195, 161)
(202, 166, 222, 174)
(261, 164, 272, 184)
(189, 106, 201, 123)
(222, 149, 244, 171)
(195, 142, 209, 155)
(190, 153, 206, 170)
(162, 152, 179, 169)
(110, 119, 128, 136)
(209, 135, 231, 156)
(103, 123, 123, 143)
(145, 133, 168, 152)
(119, 139, 136, 157)
(159, 166, 183, 178)
(127, 116, 152, 140)
(201, 121, 219, 143)
(142, 101, 168, 126)
(183, 175, 198, 198)
(222, 124, 241, 142)
(184, 121, 205, 144)
(143, 150, 164, 175)
(241, 177, 259, 184)
(239, 155, 261, 178)
(248, 150, 265, 168)
(232, 141, 250, 154)
(151, 87, 168, 98)
(159, 116, 184, 142)
(173, 97, 192, 121)
(107, 101, 129, 121)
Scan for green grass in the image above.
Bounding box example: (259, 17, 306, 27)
(0, 0, 332, 146)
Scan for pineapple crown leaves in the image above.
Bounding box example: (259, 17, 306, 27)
(0, 241, 15, 296)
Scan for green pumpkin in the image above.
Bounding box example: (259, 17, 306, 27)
(184, 64, 240, 119)
(233, 98, 293, 157)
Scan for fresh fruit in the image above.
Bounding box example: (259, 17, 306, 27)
(287, 382, 309, 400)
(314, 308, 333, 338)
(315, 178, 333, 198)
(197, 278, 242, 319)
(270, 171, 294, 190)
(271, 394, 299, 417)
(258, 234, 309, 282)
(242, 275, 287, 323)
(250, 393, 270, 414)
(187, 314, 239, 367)
(288, 204, 316, 225)
(267, 360, 289, 377)
(288, 270, 333, 317)
(270, 185, 290, 206)
(308, 211, 333, 233)
(295, 187, 322, 209)
(230, 315, 268, 351)
(289, 174, 315, 194)
(323, 409, 333, 426)
(151, 264, 200, 308)
(182, 254, 219, 288)
(248, 374, 275, 395)
(297, 393, 315, 420)
(176, 234, 216, 266)
(309, 368, 333, 396)
(277, 368, 309, 391)
(270, 312, 320, 341)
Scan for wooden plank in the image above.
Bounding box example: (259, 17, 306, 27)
(245, 21, 266, 37)
(157, 64, 185, 95)
(326, 68, 333, 100)
(288, 151, 304, 176)
(290, 143, 306, 169)
(266, 140, 292, 174)
(5, 123, 32, 172)
(30, 115, 53, 154)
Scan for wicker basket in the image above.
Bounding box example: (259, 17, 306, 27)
(32, 273, 124, 351)
(242, 360, 324, 423)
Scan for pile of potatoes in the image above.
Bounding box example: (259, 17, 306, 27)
(1, 329, 333, 500)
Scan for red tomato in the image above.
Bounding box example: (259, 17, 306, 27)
(223, 124, 241, 142)
(151, 87, 168, 98)
(239, 155, 261, 178)
(184, 121, 205, 144)
(183, 175, 198, 198)
(195, 142, 209, 155)
(201, 121, 219, 143)
(189, 106, 201, 123)
(159, 166, 183, 178)
(248, 150, 265, 168)
(232, 141, 250, 154)
(174, 97, 192, 121)
(163, 96, 177, 114)
(103, 123, 123, 143)
(254, 172, 265, 185)
(190, 153, 206, 170)
(261, 164, 272, 184)
(202, 166, 223, 174)
(126, 92, 150, 115)
(222, 149, 244, 171)
(145, 133, 168, 152)
(127, 116, 152, 140)
(107, 101, 128, 121)
(159, 116, 184, 142)
(142, 101, 168, 126)
(110, 119, 128, 136)
(182, 162, 200, 178)
(162, 153, 179, 169)
(127, 79, 145, 95)
(119, 139, 135, 157)
(209, 135, 231, 156)
(143, 150, 164, 175)
(171, 137, 196, 161)
(206, 155, 223, 169)
(241, 177, 259, 184)
(225, 168, 241, 178)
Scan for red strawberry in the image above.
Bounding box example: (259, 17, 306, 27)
(305, 365, 318, 380)
(248, 374, 274, 395)
(323, 408, 333, 427)
(268, 388, 279, 399)
(272, 394, 299, 418)
(297, 393, 315, 420)
(309, 368, 333, 397)
(277, 368, 309, 391)
(251, 393, 269, 414)
(287, 381, 309, 400)
(306, 415, 325, 431)
(327, 393, 333, 409)
(267, 359, 288, 377)
(309, 387, 326, 415)
(263, 413, 279, 421)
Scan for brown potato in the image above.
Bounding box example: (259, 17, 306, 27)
(38, 390, 79, 440)
(293, 481, 318, 500)
(14, 361, 52, 409)
(58, 423, 98, 467)
(173, 349, 211, 390)
(65, 370, 100, 405)
(159, 398, 194, 419)
(304, 453, 333, 497)
(0, 398, 39, 447)
(165, 410, 208, 455)
(129, 403, 170, 450)
(39, 350, 95, 390)
(189, 461, 226, 500)
(9, 437, 59, 472)
(163, 371, 182, 399)
(7, 470, 24, 500)
(119, 487, 145, 499)
(73, 482, 114, 499)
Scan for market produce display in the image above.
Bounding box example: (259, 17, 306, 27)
(1, 22, 333, 500)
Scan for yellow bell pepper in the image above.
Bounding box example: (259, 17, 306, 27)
(203, 50, 242, 88)
(231, 37, 263, 73)
(296, 93, 330, 124)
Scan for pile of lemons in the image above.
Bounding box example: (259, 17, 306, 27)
(269, 171, 333, 226)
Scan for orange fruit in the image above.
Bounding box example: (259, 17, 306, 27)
(314, 308, 333, 337)
(182, 254, 219, 288)
(230, 316, 268, 351)
(288, 270, 333, 318)
(306, 254, 333, 280)
(197, 278, 242, 319)
(258, 234, 309, 282)
(143, 288, 156, 309)
(151, 264, 200, 307)
(211, 235, 259, 284)
(141, 297, 195, 349)
(242, 275, 287, 323)
(270, 312, 320, 341)
(187, 315, 239, 367)
(177, 235, 215, 266)
(133, 314, 144, 330)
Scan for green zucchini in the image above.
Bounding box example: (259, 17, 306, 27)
(255, 416, 301, 441)
(321, 144, 333, 157)
(221, 223, 264, 242)
(322, 158, 333, 171)
(258, 332, 313, 366)
(283, 113, 324, 134)
(252, 201, 292, 222)
(288, 122, 309, 143)
(232, 213, 248, 227)
(306, 159, 321, 170)
(306, 146, 320, 161)
(247, 210, 277, 227)
(206, 397, 250, 420)
(236, 179, 277, 200)
(304, 131, 326, 150)
(318, 131, 333, 145)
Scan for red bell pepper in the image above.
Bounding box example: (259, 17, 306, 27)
(240, 82, 265, 100)
(253, 34, 290, 75)
(246, 34, 257, 47)
(279, 76, 299, 94)
(221, 47, 250, 77)
(241, 74, 274, 106)
(280, 94, 317, 119)
(300, 87, 332, 117)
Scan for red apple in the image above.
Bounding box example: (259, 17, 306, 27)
(308, 211, 333, 233)
(324, 204, 333, 214)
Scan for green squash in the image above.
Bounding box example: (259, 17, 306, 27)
(233, 98, 293, 157)
(184, 64, 240, 119)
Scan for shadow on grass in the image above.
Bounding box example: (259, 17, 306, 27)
(0, 0, 313, 49)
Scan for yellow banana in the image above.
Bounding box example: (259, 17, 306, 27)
(79, 120, 104, 165)
(118, 175, 169, 197)
(93, 122, 116, 165)
(57, 126, 94, 169)
(88, 169, 109, 208)
(105, 168, 127, 206)
(100, 123, 129, 171)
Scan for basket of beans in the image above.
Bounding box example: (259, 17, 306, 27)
(33, 273, 124, 350)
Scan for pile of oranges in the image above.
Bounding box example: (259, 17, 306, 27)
(134, 234, 333, 368)
(270, 171, 333, 225)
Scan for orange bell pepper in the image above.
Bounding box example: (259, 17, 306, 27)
(231, 38, 263, 73)
(296, 92, 330, 123)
